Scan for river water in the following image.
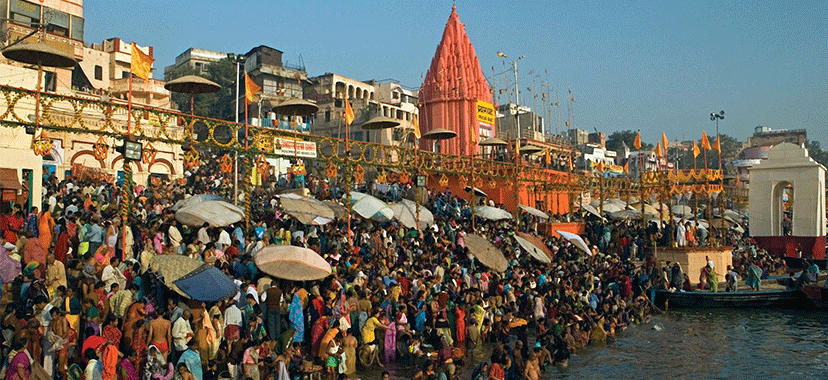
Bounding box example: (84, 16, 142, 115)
(365, 308, 828, 380)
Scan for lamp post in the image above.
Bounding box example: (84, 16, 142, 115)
(228, 53, 245, 205)
(497, 51, 524, 220)
(710, 110, 724, 246)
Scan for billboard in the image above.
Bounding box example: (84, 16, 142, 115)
(476, 100, 495, 125)
(274, 137, 317, 158)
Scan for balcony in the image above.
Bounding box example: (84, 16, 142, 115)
(111, 78, 170, 97)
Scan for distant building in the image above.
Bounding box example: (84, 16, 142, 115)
(746, 126, 807, 148)
(588, 132, 605, 147)
(164, 47, 227, 78)
(242, 45, 308, 129)
(575, 144, 617, 174)
(496, 103, 542, 141)
(566, 128, 588, 146)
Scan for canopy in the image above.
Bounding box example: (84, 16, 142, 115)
(629, 202, 660, 216)
(174, 264, 237, 302)
(514, 235, 552, 264)
(474, 206, 513, 221)
(478, 137, 508, 146)
(279, 193, 334, 225)
(171, 194, 225, 211)
(350, 191, 394, 222)
(389, 199, 433, 230)
(360, 116, 400, 130)
(420, 128, 457, 140)
(2, 43, 78, 68)
(255, 245, 332, 281)
(580, 204, 603, 219)
(150, 255, 204, 296)
(464, 186, 488, 198)
(164, 75, 221, 94)
(723, 209, 743, 220)
(517, 232, 554, 261)
(672, 205, 693, 217)
(555, 230, 592, 256)
(464, 234, 508, 272)
(175, 200, 244, 227)
(608, 209, 642, 220)
(597, 202, 626, 213)
(322, 200, 349, 219)
(519, 204, 550, 220)
(271, 98, 319, 116)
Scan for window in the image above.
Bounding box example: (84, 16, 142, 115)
(9, 0, 40, 27)
(70, 16, 84, 41)
(122, 71, 130, 79)
(94, 65, 102, 80)
(44, 8, 70, 37)
(393, 129, 402, 142)
(44, 71, 56, 92)
(194, 62, 202, 71)
(396, 110, 403, 119)
(325, 111, 331, 122)
(392, 91, 400, 99)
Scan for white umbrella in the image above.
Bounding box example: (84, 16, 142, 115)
(580, 204, 603, 219)
(555, 230, 592, 256)
(465, 234, 508, 272)
(732, 224, 745, 234)
(175, 200, 244, 227)
(474, 206, 513, 221)
(599, 203, 626, 213)
(724, 209, 742, 220)
(672, 205, 692, 216)
(464, 186, 488, 198)
(630, 202, 660, 216)
(255, 245, 332, 281)
(514, 235, 552, 264)
(519, 204, 550, 220)
(608, 209, 642, 220)
(171, 194, 225, 211)
(389, 199, 434, 230)
(278, 193, 335, 225)
(350, 191, 394, 222)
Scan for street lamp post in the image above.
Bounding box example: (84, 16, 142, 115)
(497, 51, 524, 221)
(710, 110, 724, 246)
(228, 53, 245, 205)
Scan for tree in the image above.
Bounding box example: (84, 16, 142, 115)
(807, 140, 828, 168)
(165, 58, 237, 121)
(606, 130, 653, 153)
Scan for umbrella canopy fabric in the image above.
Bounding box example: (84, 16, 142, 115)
(724, 209, 743, 220)
(322, 201, 348, 219)
(520, 146, 543, 154)
(519, 204, 550, 220)
(2, 43, 78, 68)
(150, 255, 204, 296)
(465, 234, 508, 272)
(478, 137, 508, 146)
(474, 206, 513, 221)
(174, 264, 237, 302)
(279, 193, 335, 225)
(672, 205, 693, 217)
(629, 202, 660, 216)
(360, 116, 400, 130)
(171, 194, 225, 211)
(175, 200, 244, 227)
(350, 191, 394, 222)
(514, 235, 552, 264)
(463, 186, 488, 198)
(255, 245, 332, 281)
(164, 75, 221, 94)
(580, 203, 603, 219)
(272, 98, 319, 116)
(598, 203, 626, 213)
(420, 128, 457, 140)
(555, 230, 592, 256)
(389, 199, 434, 230)
(608, 209, 642, 220)
(517, 232, 554, 261)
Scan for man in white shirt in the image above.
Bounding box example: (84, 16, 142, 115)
(101, 256, 126, 292)
(217, 227, 232, 248)
(168, 223, 183, 255)
(223, 302, 242, 343)
(197, 223, 211, 245)
(172, 309, 193, 365)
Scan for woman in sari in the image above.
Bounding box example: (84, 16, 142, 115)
(144, 345, 173, 380)
(131, 319, 148, 371)
(288, 293, 304, 343)
(38, 206, 55, 250)
(5, 340, 30, 380)
(384, 320, 396, 364)
(117, 348, 139, 380)
(455, 303, 467, 351)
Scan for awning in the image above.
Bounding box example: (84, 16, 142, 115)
(0, 169, 22, 190)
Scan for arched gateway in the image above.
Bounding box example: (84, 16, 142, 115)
(749, 143, 826, 259)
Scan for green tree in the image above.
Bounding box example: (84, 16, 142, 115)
(807, 140, 828, 168)
(606, 130, 653, 153)
(165, 58, 237, 121)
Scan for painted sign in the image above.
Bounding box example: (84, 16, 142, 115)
(476, 100, 495, 125)
(273, 137, 317, 158)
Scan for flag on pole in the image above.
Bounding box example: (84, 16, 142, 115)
(692, 141, 701, 158)
(344, 98, 355, 126)
(713, 134, 721, 153)
(596, 161, 604, 172)
(633, 131, 642, 150)
(654, 143, 662, 157)
(412, 113, 421, 139)
(623, 160, 629, 174)
(130, 43, 154, 80)
(244, 72, 261, 103)
(662, 132, 669, 152)
(701, 130, 711, 150)
(545, 150, 550, 166)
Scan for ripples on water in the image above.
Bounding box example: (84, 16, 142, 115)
(362, 309, 828, 380)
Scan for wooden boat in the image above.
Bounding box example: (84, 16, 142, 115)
(654, 288, 803, 308)
(800, 283, 828, 308)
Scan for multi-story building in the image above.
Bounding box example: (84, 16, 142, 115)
(566, 128, 589, 146)
(243, 45, 309, 129)
(496, 103, 542, 141)
(164, 47, 227, 78)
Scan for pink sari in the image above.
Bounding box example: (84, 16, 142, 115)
(384, 322, 396, 363)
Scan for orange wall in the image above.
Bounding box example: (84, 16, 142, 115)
(427, 173, 572, 216)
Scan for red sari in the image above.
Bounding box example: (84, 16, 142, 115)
(455, 306, 466, 350)
(132, 325, 148, 370)
(102, 324, 122, 348)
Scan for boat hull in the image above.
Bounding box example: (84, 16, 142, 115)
(655, 289, 804, 308)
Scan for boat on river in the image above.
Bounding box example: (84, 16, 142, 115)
(799, 283, 828, 308)
(654, 288, 803, 308)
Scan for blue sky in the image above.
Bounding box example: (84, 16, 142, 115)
(85, 0, 827, 147)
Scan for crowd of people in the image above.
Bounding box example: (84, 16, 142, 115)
(0, 157, 766, 380)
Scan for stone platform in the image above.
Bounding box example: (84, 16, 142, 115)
(652, 246, 733, 284)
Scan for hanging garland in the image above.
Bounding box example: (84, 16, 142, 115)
(398, 168, 410, 184)
(93, 136, 109, 161)
(142, 142, 157, 165)
(376, 170, 387, 184)
(31, 131, 52, 156)
(439, 174, 449, 187)
(325, 161, 338, 178)
(457, 175, 467, 187)
(353, 164, 365, 183)
(183, 148, 200, 170)
(219, 154, 233, 173)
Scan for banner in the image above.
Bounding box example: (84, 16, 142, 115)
(476, 99, 495, 125)
(273, 137, 317, 158)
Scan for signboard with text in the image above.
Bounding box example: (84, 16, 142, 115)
(274, 137, 317, 158)
(476, 99, 495, 125)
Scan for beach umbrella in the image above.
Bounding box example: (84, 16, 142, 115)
(732, 224, 745, 234)
(349, 191, 394, 222)
(554, 230, 592, 256)
(629, 202, 660, 216)
(278, 193, 335, 225)
(599, 203, 626, 213)
(723, 209, 742, 220)
(150, 255, 204, 296)
(360, 116, 400, 130)
(464, 234, 508, 272)
(171, 194, 225, 211)
(255, 245, 332, 281)
(579, 204, 603, 219)
(420, 128, 458, 140)
(175, 200, 244, 227)
(463, 186, 488, 198)
(322, 201, 348, 219)
(474, 206, 513, 221)
(389, 199, 434, 230)
(672, 205, 692, 217)
(517, 232, 554, 260)
(514, 234, 552, 264)
(519, 204, 550, 220)
(2, 43, 78, 68)
(164, 75, 221, 115)
(271, 98, 319, 116)
(478, 137, 508, 147)
(173, 264, 237, 302)
(608, 209, 642, 220)
(709, 217, 733, 229)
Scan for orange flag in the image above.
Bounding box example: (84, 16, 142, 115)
(244, 72, 261, 103)
(130, 43, 154, 80)
(662, 132, 669, 152)
(623, 160, 629, 174)
(344, 98, 355, 126)
(701, 131, 711, 150)
(595, 161, 604, 172)
(713, 134, 721, 153)
(654, 143, 662, 157)
(692, 141, 701, 158)
(633, 131, 642, 150)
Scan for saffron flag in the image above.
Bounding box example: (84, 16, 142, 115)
(344, 98, 355, 126)
(662, 132, 669, 153)
(713, 134, 721, 153)
(545, 150, 550, 166)
(692, 141, 701, 158)
(596, 161, 604, 172)
(633, 131, 642, 150)
(701, 131, 711, 150)
(623, 160, 629, 174)
(412, 113, 421, 139)
(654, 143, 662, 157)
(130, 43, 153, 80)
(244, 72, 261, 103)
